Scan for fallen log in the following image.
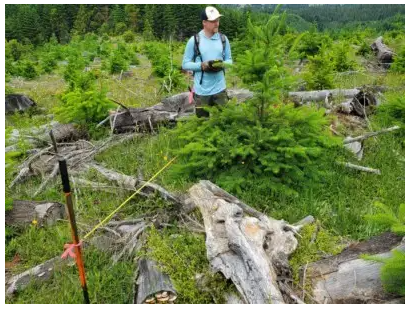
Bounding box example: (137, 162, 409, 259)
(371, 36, 394, 68)
(290, 87, 380, 117)
(110, 89, 254, 133)
(6, 256, 67, 297)
(188, 180, 313, 304)
(135, 258, 177, 304)
(303, 232, 404, 304)
(5, 200, 66, 227)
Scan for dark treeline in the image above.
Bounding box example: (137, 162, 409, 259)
(5, 4, 405, 46)
(5, 4, 247, 45)
(227, 4, 405, 31)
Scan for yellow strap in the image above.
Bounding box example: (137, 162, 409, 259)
(82, 156, 177, 240)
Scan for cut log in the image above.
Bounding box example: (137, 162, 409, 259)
(135, 258, 177, 304)
(5, 200, 66, 227)
(371, 36, 394, 68)
(110, 89, 254, 133)
(303, 232, 404, 304)
(188, 180, 314, 304)
(5, 94, 36, 114)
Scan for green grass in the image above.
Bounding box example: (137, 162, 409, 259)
(7, 247, 135, 304)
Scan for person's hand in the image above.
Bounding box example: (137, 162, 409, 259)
(201, 61, 211, 71)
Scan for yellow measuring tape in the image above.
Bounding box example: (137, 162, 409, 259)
(82, 156, 177, 241)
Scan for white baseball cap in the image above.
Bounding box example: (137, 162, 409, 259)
(201, 6, 223, 21)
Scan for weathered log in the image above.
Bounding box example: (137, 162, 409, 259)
(188, 180, 313, 304)
(304, 232, 404, 304)
(6, 256, 67, 296)
(135, 258, 177, 304)
(5, 200, 66, 227)
(371, 36, 394, 68)
(5, 94, 36, 114)
(289, 88, 361, 104)
(110, 89, 254, 133)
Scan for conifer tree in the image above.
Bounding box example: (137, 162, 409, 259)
(73, 4, 90, 35)
(125, 4, 139, 32)
(112, 4, 126, 25)
(143, 4, 155, 40)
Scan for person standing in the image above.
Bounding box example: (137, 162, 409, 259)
(182, 6, 233, 117)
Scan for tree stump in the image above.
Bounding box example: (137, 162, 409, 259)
(5, 200, 66, 227)
(188, 180, 313, 304)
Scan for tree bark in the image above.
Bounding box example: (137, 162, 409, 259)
(135, 258, 177, 304)
(303, 232, 404, 304)
(5, 200, 66, 227)
(188, 180, 313, 304)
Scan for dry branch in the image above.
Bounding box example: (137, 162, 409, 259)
(343, 126, 400, 144)
(337, 162, 381, 175)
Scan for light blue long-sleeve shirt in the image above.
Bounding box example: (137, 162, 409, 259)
(182, 30, 233, 96)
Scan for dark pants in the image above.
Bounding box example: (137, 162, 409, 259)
(194, 90, 229, 118)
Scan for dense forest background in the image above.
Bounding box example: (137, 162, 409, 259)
(5, 4, 405, 45)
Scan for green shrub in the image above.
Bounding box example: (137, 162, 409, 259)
(115, 22, 127, 35)
(168, 102, 342, 196)
(357, 41, 372, 57)
(332, 41, 358, 72)
(108, 50, 128, 74)
(16, 59, 39, 79)
(40, 54, 57, 73)
(6, 39, 26, 61)
(54, 88, 115, 126)
(303, 46, 335, 90)
(123, 30, 135, 43)
(390, 46, 405, 73)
